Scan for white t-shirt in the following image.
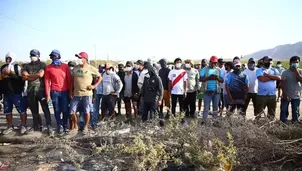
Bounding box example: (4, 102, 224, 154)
(219, 67, 226, 89)
(168, 69, 188, 95)
(243, 68, 258, 93)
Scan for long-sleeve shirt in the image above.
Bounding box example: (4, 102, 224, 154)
(141, 75, 163, 102)
(102, 72, 123, 96)
(44, 63, 71, 97)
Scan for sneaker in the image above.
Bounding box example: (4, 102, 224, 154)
(26, 127, 34, 134)
(20, 126, 27, 135)
(2, 126, 14, 135)
(47, 126, 54, 136)
(82, 127, 89, 135)
(58, 126, 64, 136)
(39, 126, 43, 132)
(64, 128, 70, 133)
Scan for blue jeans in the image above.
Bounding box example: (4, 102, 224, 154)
(92, 94, 102, 126)
(223, 94, 229, 109)
(203, 93, 220, 120)
(50, 91, 69, 128)
(280, 98, 300, 122)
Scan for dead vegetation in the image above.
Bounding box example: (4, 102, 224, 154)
(1, 114, 302, 171)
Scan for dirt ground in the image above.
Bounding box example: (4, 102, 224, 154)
(0, 100, 301, 171)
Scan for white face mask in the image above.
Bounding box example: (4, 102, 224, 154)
(31, 56, 38, 62)
(134, 64, 139, 70)
(125, 67, 132, 72)
(185, 63, 191, 69)
(175, 63, 182, 69)
(76, 58, 83, 65)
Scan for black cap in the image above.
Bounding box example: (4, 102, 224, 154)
(201, 59, 208, 63)
(126, 61, 133, 67)
(248, 58, 256, 63)
(262, 56, 273, 61)
(136, 60, 144, 65)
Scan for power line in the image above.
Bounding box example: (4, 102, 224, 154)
(0, 12, 41, 32)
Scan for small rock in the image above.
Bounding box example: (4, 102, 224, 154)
(45, 149, 63, 159)
(21, 152, 27, 157)
(112, 128, 130, 135)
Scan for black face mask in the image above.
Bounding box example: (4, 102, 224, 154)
(263, 63, 271, 68)
(201, 63, 206, 67)
(233, 67, 241, 73)
(225, 66, 229, 71)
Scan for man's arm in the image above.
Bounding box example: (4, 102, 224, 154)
(256, 68, 271, 82)
(264, 73, 281, 81)
(195, 71, 200, 90)
(44, 67, 51, 98)
(66, 65, 72, 94)
(157, 76, 164, 101)
(216, 69, 224, 83)
(114, 74, 123, 94)
(294, 69, 302, 83)
(280, 72, 287, 97)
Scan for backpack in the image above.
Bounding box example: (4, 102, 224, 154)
(200, 66, 221, 93)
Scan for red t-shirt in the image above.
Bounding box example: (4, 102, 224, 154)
(44, 63, 71, 96)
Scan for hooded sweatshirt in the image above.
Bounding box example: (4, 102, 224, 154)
(0, 54, 24, 94)
(158, 59, 171, 90)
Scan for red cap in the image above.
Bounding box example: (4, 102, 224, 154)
(75, 52, 88, 60)
(210, 56, 218, 63)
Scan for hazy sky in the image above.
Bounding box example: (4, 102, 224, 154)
(0, 0, 301, 62)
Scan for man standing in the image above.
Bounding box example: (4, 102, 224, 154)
(100, 63, 123, 121)
(70, 52, 102, 134)
(200, 56, 224, 122)
(242, 58, 258, 116)
(184, 59, 199, 117)
(280, 56, 302, 124)
(217, 58, 226, 114)
(1, 52, 26, 135)
(255, 56, 281, 120)
(22, 49, 53, 134)
(122, 61, 139, 120)
(158, 58, 171, 117)
(197, 59, 208, 116)
(137, 60, 148, 116)
(44, 50, 71, 135)
(93, 64, 104, 124)
(275, 61, 285, 102)
(141, 63, 163, 122)
(168, 58, 188, 117)
(116, 63, 125, 116)
(225, 60, 249, 117)
(222, 62, 233, 112)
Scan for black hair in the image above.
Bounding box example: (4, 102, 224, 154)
(289, 56, 300, 63)
(225, 61, 234, 69)
(233, 56, 240, 62)
(174, 58, 182, 64)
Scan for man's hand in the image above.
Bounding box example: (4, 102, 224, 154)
(2, 69, 10, 75)
(157, 100, 162, 106)
(87, 85, 95, 90)
(92, 98, 96, 103)
(22, 75, 28, 80)
(110, 92, 117, 96)
(69, 92, 73, 99)
(207, 75, 216, 80)
(46, 96, 51, 103)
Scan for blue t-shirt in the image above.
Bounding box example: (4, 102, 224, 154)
(200, 67, 223, 91)
(256, 67, 280, 96)
(225, 72, 248, 99)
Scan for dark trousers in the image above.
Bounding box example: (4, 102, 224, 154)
(28, 91, 52, 130)
(184, 91, 197, 116)
(256, 95, 277, 119)
(142, 101, 156, 122)
(280, 98, 300, 122)
(229, 103, 245, 115)
(218, 88, 224, 109)
(171, 94, 184, 115)
(243, 93, 257, 115)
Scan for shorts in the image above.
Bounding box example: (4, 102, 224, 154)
(3, 94, 25, 115)
(197, 92, 204, 100)
(101, 95, 117, 113)
(163, 90, 170, 108)
(70, 96, 92, 114)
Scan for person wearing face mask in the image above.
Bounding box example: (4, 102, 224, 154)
(93, 64, 104, 124)
(141, 62, 163, 122)
(68, 61, 76, 72)
(137, 60, 148, 116)
(158, 58, 171, 118)
(70, 52, 102, 134)
(255, 56, 281, 121)
(242, 58, 258, 116)
(122, 61, 139, 120)
(275, 61, 285, 102)
(116, 63, 125, 116)
(44, 50, 71, 135)
(22, 49, 54, 135)
(100, 63, 123, 121)
(183, 59, 199, 118)
(222, 62, 234, 112)
(225, 61, 249, 117)
(168, 58, 188, 118)
(200, 56, 224, 123)
(0, 52, 26, 135)
(197, 59, 208, 116)
(280, 56, 302, 124)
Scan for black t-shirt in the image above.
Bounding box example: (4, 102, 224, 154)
(23, 61, 46, 92)
(159, 67, 170, 90)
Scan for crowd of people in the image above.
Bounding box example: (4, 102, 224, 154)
(0, 49, 301, 136)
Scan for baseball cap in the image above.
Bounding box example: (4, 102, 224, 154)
(201, 59, 208, 63)
(75, 52, 88, 60)
(126, 61, 133, 67)
(30, 49, 40, 57)
(210, 56, 218, 63)
(218, 58, 225, 64)
(233, 56, 240, 62)
(5, 52, 16, 59)
(136, 60, 144, 65)
(248, 58, 256, 63)
(234, 60, 242, 66)
(50, 49, 61, 57)
(262, 56, 273, 61)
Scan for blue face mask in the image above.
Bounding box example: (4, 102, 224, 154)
(291, 63, 299, 68)
(248, 64, 255, 69)
(52, 59, 62, 66)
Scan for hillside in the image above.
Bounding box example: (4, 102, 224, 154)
(244, 41, 302, 60)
